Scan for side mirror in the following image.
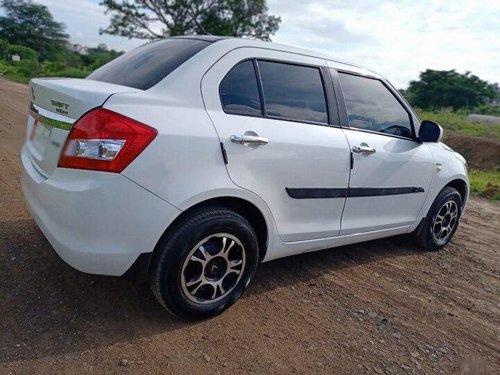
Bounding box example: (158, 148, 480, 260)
(418, 120, 443, 143)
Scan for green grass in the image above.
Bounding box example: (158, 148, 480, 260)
(417, 109, 500, 140)
(0, 60, 89, 84)
(45, 68, 89, 78)
(0, 61, 32, 83)
(0, 72, 31, 84)
(469, 169, 500, 200)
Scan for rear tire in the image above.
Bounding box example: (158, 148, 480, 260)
(150, 207, 259, 320)
(414, 186, 462, 251)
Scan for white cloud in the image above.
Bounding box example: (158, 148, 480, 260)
(6, 0, 499, 88)
(267, 0, 500, 87)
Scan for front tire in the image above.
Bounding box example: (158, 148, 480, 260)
(414, 186, 462, 251)
(150, 207, 259, 320)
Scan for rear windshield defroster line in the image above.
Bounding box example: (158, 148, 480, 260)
(86, 39, 211, 90)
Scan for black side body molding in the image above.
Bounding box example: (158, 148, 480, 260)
(285, 187, 348, 199)
(349, 186, 425, 197)
(286, 186, 425, 199)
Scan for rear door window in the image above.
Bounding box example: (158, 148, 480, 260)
(258, 61, 329, 124)
(87, 39, 211, 90)
(220, 60, 262, 116)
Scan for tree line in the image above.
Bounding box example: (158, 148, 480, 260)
(403, 70, 498, 113)
(0, 0, 126, 81)
(0, 0, 279, 82)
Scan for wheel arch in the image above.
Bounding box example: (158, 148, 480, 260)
(445, 178, 468, 209)
(124, 196, 270, 282)
(174, 196, 269, 262)
(134, 196, 269, 280)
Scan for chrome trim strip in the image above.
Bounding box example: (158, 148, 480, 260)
(29, 102, 74, 131)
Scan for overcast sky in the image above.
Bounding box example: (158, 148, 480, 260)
(17, 0, 500, 88)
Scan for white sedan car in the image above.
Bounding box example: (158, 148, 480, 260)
(21, 36, 469, 319)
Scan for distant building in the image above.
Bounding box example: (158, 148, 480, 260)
(97, 43, 108, 51)
(69, 43, 89, 55)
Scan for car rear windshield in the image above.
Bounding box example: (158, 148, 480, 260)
(87, 39, 211, 90)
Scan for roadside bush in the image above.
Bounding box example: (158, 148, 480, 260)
(0, 59, 40, 83)
(46, 67, 88, 78)
(15, 59, 41, 77)
(4, 43, 37, 60)
(44, 60, 66, 72)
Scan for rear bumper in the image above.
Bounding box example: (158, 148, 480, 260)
(21, 144, 181, 276)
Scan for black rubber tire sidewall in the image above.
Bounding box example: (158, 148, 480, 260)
(150, 207, 259, 320)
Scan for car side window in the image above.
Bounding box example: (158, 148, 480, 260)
(220, 60, 263, 116)
(338, 72, 413, 138)
(258, 61, 329, 124)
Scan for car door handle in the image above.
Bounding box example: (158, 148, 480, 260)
(230, 135, 269, 145)
(352, 145, 376, 154)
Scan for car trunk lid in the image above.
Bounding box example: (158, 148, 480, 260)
(27, 78, 138, 177)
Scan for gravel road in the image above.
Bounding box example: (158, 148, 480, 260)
(0, 77, 499, 374)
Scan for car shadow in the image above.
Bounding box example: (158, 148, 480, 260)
(0, 218, 424, 363)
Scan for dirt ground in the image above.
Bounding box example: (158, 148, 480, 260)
(444, 133, 500, 171)
(0, 77, 499, 374)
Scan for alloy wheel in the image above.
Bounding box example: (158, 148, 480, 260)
(180, 233, 246, 304)
(432, 200, 459, 244)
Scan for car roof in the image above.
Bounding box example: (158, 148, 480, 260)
(170, 35, 381, 79)
(170, 35, 229, 43)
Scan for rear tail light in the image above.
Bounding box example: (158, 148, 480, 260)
(58, 108, 157, 173)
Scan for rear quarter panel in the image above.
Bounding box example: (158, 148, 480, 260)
(105, 84, 280, 260)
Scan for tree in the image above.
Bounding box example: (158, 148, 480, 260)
(0, 0, 68, 61)
(406, 69, 497, 110)
(100, 0, 280, 41)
